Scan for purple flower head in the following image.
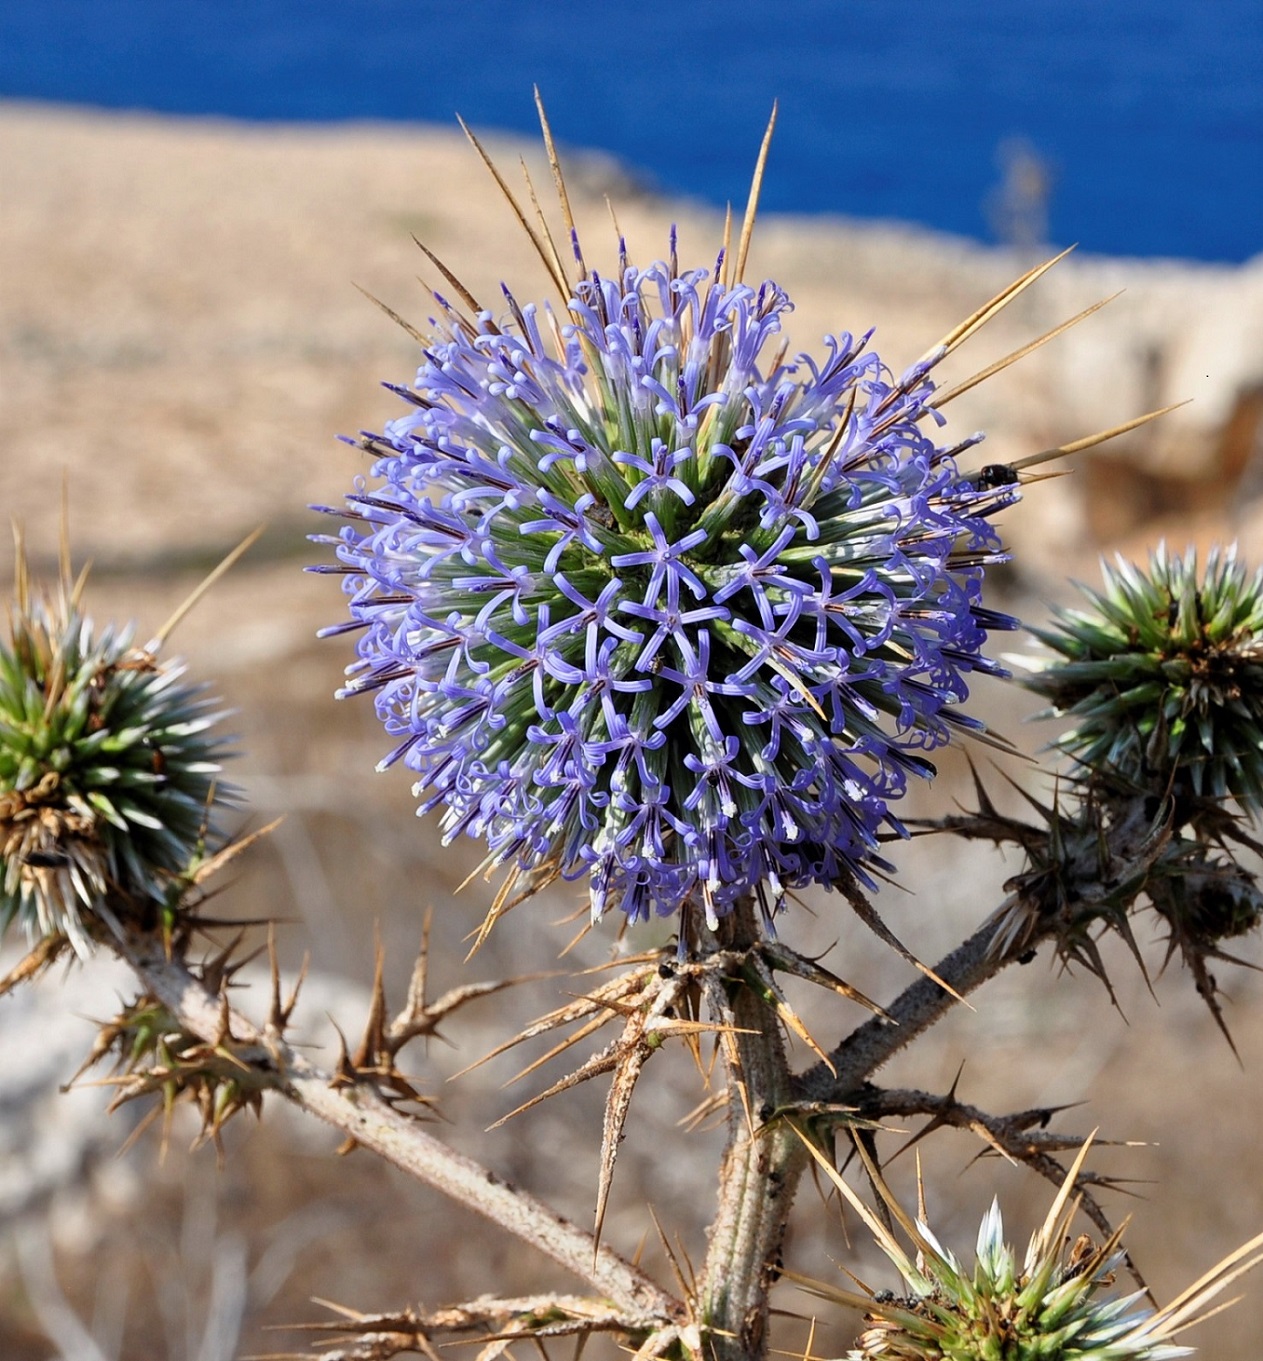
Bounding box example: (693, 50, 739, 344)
(318, 235, 1018, 930)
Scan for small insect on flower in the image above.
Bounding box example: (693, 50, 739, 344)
(0, 538, 237, 957)
(316, 100, 1139, 935)
(974, 463, 1021, 490)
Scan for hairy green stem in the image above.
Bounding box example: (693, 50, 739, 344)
(696, 900, 804, 1361)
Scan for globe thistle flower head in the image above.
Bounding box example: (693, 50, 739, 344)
(0, 553, 233, 956)
(1019, 546, 1263, 812)
(318, 126, 1022, 931)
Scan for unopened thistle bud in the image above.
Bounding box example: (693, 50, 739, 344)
(842, 1201, 1202, 1360)
(1019, 545, 1263, 810)
(0, 562, 232, 956)
(796, 1139, 1262, 1361)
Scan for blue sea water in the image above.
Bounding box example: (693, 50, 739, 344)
(1, 0, 1259, 262)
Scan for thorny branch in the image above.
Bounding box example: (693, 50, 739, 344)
(34, 766, 1234, 1360)
(797, 782, 1180, 1104)
(796, 915, 1034, 1105)
(854, 1084, 1143, 1246)
(669, 785, 1196, 1356)
(99, 916, 684, 1334)
(254, 1293, 659, 1361)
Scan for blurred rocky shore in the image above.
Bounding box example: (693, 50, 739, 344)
(3, 103, 1263, 1359)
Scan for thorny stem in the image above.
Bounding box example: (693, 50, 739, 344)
(797, 785, 1176, 1104)
(794, 918, 1045, 1104)
(696, 898, 804, 1361)
(107, 925, 683, 1331)
(691, 912, 1037, 1361)
(93, 787, 1170, 1358)
(692, 907, 1056, 1359)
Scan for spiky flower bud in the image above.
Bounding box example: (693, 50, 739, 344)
(1019, 546, 1263, 809)
(0, 566, 232, 956)
(843, 1202, 1196, 1360)
(318, 224, 1019, 928)
(797, 1142, 1260, 1361)
(81, 993, 266, 1151)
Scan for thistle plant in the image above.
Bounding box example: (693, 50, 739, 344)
(4, 100, 1263, 1361)
(1020, 546, 1263, 809)
(1000, 547, 1263, 1040)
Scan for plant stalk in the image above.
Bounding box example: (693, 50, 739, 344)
(795, 917, 1027, 1103)
(696, 899, 805, 1361)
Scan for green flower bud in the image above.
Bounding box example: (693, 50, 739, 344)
(1018, 546, 1263, 811)
(796, 1139, 1261, 1361)
(0, 563, 233, 955)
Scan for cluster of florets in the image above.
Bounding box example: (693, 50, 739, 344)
(0, 578, 230, 955)
(1020, 546, 1263, 810)
(320, 233, 1019, 926)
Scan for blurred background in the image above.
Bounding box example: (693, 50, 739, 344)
(2, 2, 1263, 1357)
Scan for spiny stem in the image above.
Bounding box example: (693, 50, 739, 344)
(796, 918, 1047, 1105)
(800, 784, 1183, 1104)
(688, 910, 1046, 1361)
(695, 897, 803, 1361)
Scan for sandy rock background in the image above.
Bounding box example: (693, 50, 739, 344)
(3, 102, 1263, 1358)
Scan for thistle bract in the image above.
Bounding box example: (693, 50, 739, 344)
(321, 233, 1018, 926)
(0, 573, 231, 955)
(844, 1201, 1193, 1361)
(1020, 546, 1263, 809)
(800, 1136, 1260, 1360)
